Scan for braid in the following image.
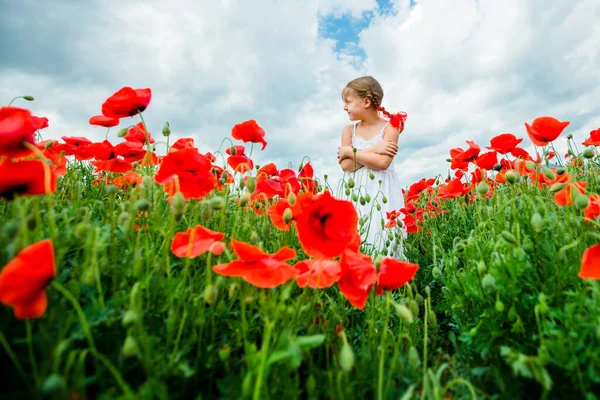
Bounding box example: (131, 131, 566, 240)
(376, 105, 407, 132)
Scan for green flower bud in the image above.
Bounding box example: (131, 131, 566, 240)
(283, 207, 293, 224)
(288, 191, 296, 206)
(504, 171, 519, 184)
(369, 171, 375, 180)
(122, 335, 139, 358)
(476, 182, 489, 195)
(583, 148, 595, 159)
(347, 178, 355, 189)
(239, 192, 250, 207)
(218, 345, 231, 362)
(549, 182, 566, 193)
(541, 167, 555, 181)
(246, 177, 256, 193)
(210, 196, 226, 210)
(408, 346, 420, 369)
(122, 310, 140, 327)
(339, 342, 355, 372)
(204, 284, 218, 305)
(135, 199, 151, 212)
(495, 300, 505, 313)
(162, 121, 171, 137)
(42, 374, 66, 395)
(501, 230, 517, 245)
(23, 95, 35, 101)
(574, 193, 589, 210)
(556, 168, 566, 175)
(117, 127, 129, 137)
(394, 303, 414, 324)
(365, 193, 371, 203)
(106, 184, 118, 195)
(530, 212, 544, 233)
(382, 196, 388, 204)
(481, 273, 496, 291)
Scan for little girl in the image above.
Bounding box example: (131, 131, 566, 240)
(337, 76, 407, 258)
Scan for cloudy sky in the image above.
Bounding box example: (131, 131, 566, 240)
(1, 0, 599, 189)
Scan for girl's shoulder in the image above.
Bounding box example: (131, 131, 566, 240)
(341, 123, 356, 136)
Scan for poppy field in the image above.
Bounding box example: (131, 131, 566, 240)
(1, 88, 600, 399)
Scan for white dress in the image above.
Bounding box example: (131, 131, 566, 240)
(343, 121, 407, 259)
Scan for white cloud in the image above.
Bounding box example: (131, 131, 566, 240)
(1, 0, 598, 193)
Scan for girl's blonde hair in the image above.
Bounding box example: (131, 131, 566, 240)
(342, 76, 407, 130)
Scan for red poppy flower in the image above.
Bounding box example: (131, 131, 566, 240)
(474, 151, 498, 170)
(485, 133, 523, 154)
(170, 138, 195, 152)
(90, 158, 134, 173)
(171, 225, 225, 258)
(553, 181, 586, 206)
(582, 128, 600, 146)
(525, 117, 570, 146)
(0, 107, 37, 158)
(278, 169, 301, 196)
(584, 195, 600, 222)
(337, 249, 377, 309)
(115, 141, 146, 158)
(31, 116, 49, 131)
(579, 243, 600, 279)
(227, 154, 254, 174)
(294, 190, 360, 259)
(154, 147, 216, 200)
(0, 239, 56, 319)
(231, 120, 267, 150)
(0, 160, 57, 200)
(212, 239, 297, 288)
(113, 171, 143, 188)
(257, 163, 278, 181)
(101, 87, 152, 118)
(376, 258, 419, 295)
(294, 259, 341, 289)
(225, 145, 246, 156)
(124, 122, 155, 144)
(89, 115, 120, 128)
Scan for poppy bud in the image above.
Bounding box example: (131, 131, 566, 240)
(476, 182, 489, 195)
(574, 193, 589, 210)
(204, 284, 218, 305)
(283, 207, 293, 225)
(239, 192, 250, 207)
(567, 133, 573, 140)
(339, 342, 355, 372)
(501, 230, 517, 245)
(556, 167, 566, 175)
(541, 167, 555, 181)
(171, 192, 185, 221)
(250, 231, 259, 243)
(122, 335, 139, 358)
(530, 212, 544, 233)
(549, 182, 566, 193)
(229, 146, 237, 156)
(262, 220, 271, 238)
(394, 303, 414, 324)
(369, 171, 375, 180)
(359, 197, 366, 206)
(446, 158, 452, 162)
(297, 162, 303, 172)
(432, 266, 441, 279)
(410, 299, 419, 317)
(117, 127, 129, 137)
(201, 205, 213, 222)
(365, 193, 371, 203)
(415, 293, 423, 305)
(218, 346, 231, 362)
(347, 178, 355, 189)
(525, 161, 537, 170)
(408, 346, 420, 369)
(376, 204, 381, 211)
(481, 273, 496, 291)
(583, 148, 595, 159)
(345, 188, 351, 196)
(23, 95, 35, 101)
(118, 211, 131, 231)
(210, 196, 226, 210)
(469, 327, 478, 337)
(228, 283, 238, 299)
(492, 163, 502, 171)
(162, 121, 171, 137)
(477, 260, 487, 275)
(504, 171, 519, 184)
(428, 309, 437, 328)
(246, 177, 256, 193)
(495, 299, 505, 313)
(382, 196, 388, 204)
(288, 192, 296, 206)
(135, 199, 151, 212)
(352, 193, 358, 202)
(106, 184, 118, 195)
(122, 310, 140, 327)
(42, 374, 66, 396)
(306, 375, 317, 394)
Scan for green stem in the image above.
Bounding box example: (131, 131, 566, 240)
(0, 330, 27, 381)
(25, 320, 40, 389)
(377, 292, 391, 400)
(253, 318, 273, 400)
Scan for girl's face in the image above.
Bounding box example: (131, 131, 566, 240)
(343, 89, 368, 121)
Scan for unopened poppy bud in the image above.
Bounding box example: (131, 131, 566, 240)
(408, 346, 420, 369)
(531, 212, 544, 233)
(446, 158, 452, 162)
(365, 193, 371, 203)
(428, 309, 437, 327)
(306, 375, 317, 393)
(574, 193, 589, 210)
(246, 177, 256, 193)
(369, 171, 375, 180)
(373, 254, 384, 268)
(298, 162, 303, 172)
(171, 191, 185, 212)
(229, 145, 237, 156)
(525, 161, 537, 170)
(541, 167, 555, 181)
(218, 345, 231, 362)
(239, 192, 250, 207)
(376, 204, 381, 211)
(347, 178, 355, 188)
(23, 95, 35, 101)
(476, 182, 489, 195)
(556, 167, 566, 175)
(228, 283, 238, 299)
(118, 212, 131, 230)
(135, 199, 151, 212)
(283, 207, 293, 224)
(481, 273, 496, 291)
(410, 299, 419, 317)
(210, 196, 226, 210)
(244, 296, 254, 304)
(117, 127, 129, 137)
(382, 196, 388, 204)
(359, 197, 366, 206)
(501, 230, 517, 245)
(432, 266, 441, 279)
(469, 327, 478, 337)
(339, 342, 355, 372)
(549, 182, 566, 193)
(288, 191, 296, 206)
(42, 374, 66, 395)
(352, 193, 358, 202)
(583, 148, 595, 159)
(262, 220, 271, 238)
(345, 188, 351, 196)
(495, 299, 505, 313)
(394, 303, 414, 324)
(567, 133, 573, 140)
(201, 205, 213, 222)
(122, 335, 139, 358)
(504, 171, 519, 184)
(250, 231, 259, 243)
(477, 260, 487, 275)
(122, 310, 140, 327)
(106, 184, 118, 195)
(415, 293, 423, 305)
(492, 163, 502, 171)
(204, 284, 218, 305)
(44, 140, 55, 150)
(162, 121, 171, 137)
